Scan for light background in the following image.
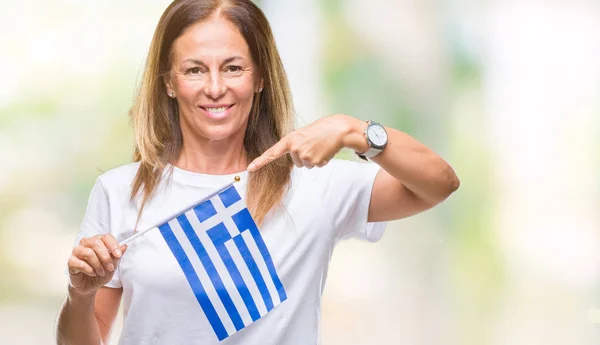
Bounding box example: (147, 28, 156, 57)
(1, 0, 599, 344)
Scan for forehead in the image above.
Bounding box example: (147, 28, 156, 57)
(172, 15, 251, 63)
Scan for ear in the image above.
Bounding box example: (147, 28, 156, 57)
(164, 74, 175, 96)
(256, 78, 264, 93)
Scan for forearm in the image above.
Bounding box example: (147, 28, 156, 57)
(56, 286, 103, 345)
(342, 115, 460, 205)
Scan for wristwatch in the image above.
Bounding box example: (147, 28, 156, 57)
(355, 120, 388, 161)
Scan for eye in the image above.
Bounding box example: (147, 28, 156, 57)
(225, 65, 242, 73)
(186, 67, 202, 75)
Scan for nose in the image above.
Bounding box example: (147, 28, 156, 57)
(204, 70, 226, 99)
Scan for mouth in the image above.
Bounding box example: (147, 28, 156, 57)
(199, 104, 234, 119)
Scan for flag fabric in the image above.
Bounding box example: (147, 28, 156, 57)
(156, 184, 287, 341)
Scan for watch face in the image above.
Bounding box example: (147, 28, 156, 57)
(367, 124, 387, 147)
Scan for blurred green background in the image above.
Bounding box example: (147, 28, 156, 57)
(1, 0, 599, 344)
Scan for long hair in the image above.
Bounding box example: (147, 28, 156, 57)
(129, 0, 294, 226)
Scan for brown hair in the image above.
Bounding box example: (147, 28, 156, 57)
(129, 0, 293, 226)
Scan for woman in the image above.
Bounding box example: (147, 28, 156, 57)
(55, 0, 459, 344)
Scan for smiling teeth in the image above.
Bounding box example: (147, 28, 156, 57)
(206, 106, 228, 113)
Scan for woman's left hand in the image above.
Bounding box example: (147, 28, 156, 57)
(248, 114, 366, 171)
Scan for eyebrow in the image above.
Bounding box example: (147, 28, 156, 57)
(182, 56, 246, 65)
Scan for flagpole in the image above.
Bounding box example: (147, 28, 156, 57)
(118, 176, 242, 247)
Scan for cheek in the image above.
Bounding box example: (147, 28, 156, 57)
(175, 80, 202, 100)
(229, 78, 257, 102)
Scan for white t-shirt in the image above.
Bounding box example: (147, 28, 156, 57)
(74, 158, 386, 345)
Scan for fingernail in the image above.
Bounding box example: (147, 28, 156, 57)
(114, 249, 122, 258)
(99, 269, 105, 277)
(248, 163, 256, 171)
(107, 263, 115, 272)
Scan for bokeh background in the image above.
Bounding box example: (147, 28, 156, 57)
(1, 0, 599, 344)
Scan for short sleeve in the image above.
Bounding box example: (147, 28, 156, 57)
(325, 159, 387, 243)
(70, 177, 122, 288)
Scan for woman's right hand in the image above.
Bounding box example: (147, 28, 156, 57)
(67, 234, 128, 296)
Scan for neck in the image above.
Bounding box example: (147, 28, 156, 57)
(174, 133, 248, 175)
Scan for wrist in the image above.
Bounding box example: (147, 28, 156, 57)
(68, 284, 97, 302)
(339, 115, 369, 153)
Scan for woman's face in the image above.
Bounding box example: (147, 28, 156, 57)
(166, 16, 261, 144)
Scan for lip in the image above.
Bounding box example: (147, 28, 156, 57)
(199, 104, 234, 120)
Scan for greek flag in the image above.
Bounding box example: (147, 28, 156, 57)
(156, 184, 287, 341)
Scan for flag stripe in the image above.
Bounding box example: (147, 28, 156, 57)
(207, 222, 273, 314)
(233, 209, 288, 303)
(176, 214, 245, 331)
(215, 237, 263, 322)
(225, 239, 269, 317)
(240, 230, 282, 305)
(226, 206, 280, 306)
(158, 223, 229, 341)
(205, 193, 271, 316)
(231, 233, 274, 311)
(185, 209, 258, 325)
(202, 227, 262, 321)
(167, 220, 236, 336)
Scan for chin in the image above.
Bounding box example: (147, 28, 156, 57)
(198, 123, 245, 142)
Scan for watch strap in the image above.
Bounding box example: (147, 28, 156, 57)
(356, 146, 382, 161)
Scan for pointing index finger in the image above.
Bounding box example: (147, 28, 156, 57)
(248, 136, 290, 172)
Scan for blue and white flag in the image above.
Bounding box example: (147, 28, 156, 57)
(156, 184, 287, 341)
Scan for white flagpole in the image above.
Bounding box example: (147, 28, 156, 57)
(118, 177, 241, 247)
